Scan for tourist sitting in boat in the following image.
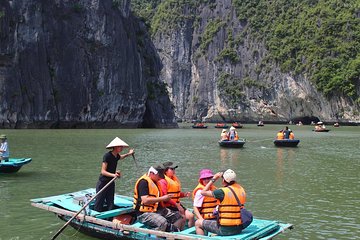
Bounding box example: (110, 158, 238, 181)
(192, 169, 219, 233)
(289, 131, 295, 140)
(133, 165, 184, 232)
(94, 137, 134, 212)
(160, 162, 194, 228)
(283, 126, 291, 139)
(0, 134, 9, 162)
(227, 127, 239, 140)
(276, 130, 284, 140)
(220, 129, 228, 141)
(315, 122, 326, 130)
(195, 169, 252, 236)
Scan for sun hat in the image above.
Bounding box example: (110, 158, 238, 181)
(199, 169, 214, 180)
(223, 169, 236, 183)
(106, 137, 129, 149)
(0, 134, 7, 139)
(163, 161, 178, 169)
(230, 126, 235, 131)
(222, 129, 227, 133)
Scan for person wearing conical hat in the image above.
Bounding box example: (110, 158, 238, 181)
(94, 137, 135, 212)
(0, 134, 9, 162)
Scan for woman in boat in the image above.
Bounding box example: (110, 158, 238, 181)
(276, 130, 284, 140)
(227, 127, 239, 141)
(220, 129, 228, 141)
(289, 131, 295, 140)
(192, 169, 219, 234)
(0, 134, 9, 162)
(94, 137, 134, 212)
(195, 169, 252, 236)
(160, 161, 195, 227)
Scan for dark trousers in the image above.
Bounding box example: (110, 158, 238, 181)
(94, 180, 115, 212)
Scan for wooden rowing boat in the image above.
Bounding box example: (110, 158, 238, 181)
(218, 139, 246, 148)
(31, 188, 293, 239)
(0, 158, 32, 173)
(273, 139, 300, 147)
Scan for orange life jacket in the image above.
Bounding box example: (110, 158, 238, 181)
(192, 183, 219, 220)
(276, 132, 284, 140)
(133, 174, 161, 213)
(289, 132, 294, 139)
(163, 175, 181, 206)
(218, 183, 246, 226)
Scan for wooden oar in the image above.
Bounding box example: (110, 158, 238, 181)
(51, 175, 118, 240)
(132, 153, 139, 169)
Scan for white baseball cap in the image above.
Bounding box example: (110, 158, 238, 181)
(223, 169, 236, 183)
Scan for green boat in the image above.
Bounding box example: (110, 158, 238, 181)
(0, 158, 32, 173)
(31, 188, 293, 240)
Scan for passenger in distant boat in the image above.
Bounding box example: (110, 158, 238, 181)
(133, 165, 184, 232)
(220, 129, 228, 141)
(283, 126, 291, 139)
(160, 161, 195, 228)
(0, 134, 9, 162)
(192, 169, 219, 234)
(276, 130, 284, 140)
(94, 137, 134, 212)
(195, 169, 252, 236)
(227, 127, 239, 140)
(289, 131, 295, 140)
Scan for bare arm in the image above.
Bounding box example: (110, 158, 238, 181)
(120, 148, 135, 159)
(141, 194, 171, 205)
(100, 162, 120, 178)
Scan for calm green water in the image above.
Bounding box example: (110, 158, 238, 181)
(0, 124, 359, 240)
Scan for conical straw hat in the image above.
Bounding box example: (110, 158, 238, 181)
(106, 137, 129, 149)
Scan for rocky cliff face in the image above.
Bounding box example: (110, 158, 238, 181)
(152, 0, 359, 123)
(0, 0, 177, 128)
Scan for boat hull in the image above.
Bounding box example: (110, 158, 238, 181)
(313, 129, 330, 132)
(31, 189, 293, 240)
(0, 158, 32, 173)
(192, 126, 208, 128)
(274, 139, 300, 147)
(219, 140, 246, 148)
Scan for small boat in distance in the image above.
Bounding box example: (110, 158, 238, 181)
(0, 158, 32, 173)
(232, 122, 243, 128)
(192, 122, 208, 128)
(31, 188, 293, 240)
(334, 122, 340, 127)
(274, 139, 300, 147)
(257, 121, 264, 127)
(214, 123, 229, 128)
(218, 139, 246, 148)
(313, 129, 330, 132)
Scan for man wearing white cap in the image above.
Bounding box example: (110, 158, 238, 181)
(133, 165, 184, 232)
(94, 137, 134, 212)
(195, 169, 252, 236)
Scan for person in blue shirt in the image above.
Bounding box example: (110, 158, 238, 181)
(283, 126, 291, 139)
(0, 134, 9, 162)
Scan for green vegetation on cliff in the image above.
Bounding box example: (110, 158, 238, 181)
(233, 0, 360, 102)
(132, 0, 360, 102)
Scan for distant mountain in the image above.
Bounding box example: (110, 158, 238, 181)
(132, 0, 360, 123)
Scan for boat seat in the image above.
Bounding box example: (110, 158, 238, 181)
(95, 206, 134, 219)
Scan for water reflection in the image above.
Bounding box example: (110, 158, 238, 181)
(219, 148, 240, 167)
(276, 148, 295, 184)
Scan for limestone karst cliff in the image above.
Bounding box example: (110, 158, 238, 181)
(135, 0, 360, 123)
(0, 0, 177, 128)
